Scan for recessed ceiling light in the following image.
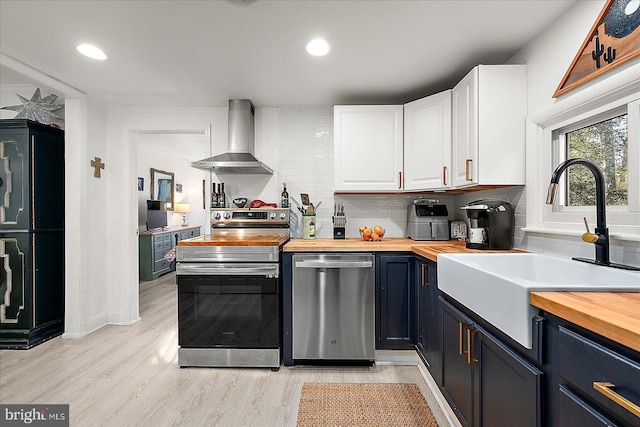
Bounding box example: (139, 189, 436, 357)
(76, 44, 107, 60)
(306, 38, 330, 56)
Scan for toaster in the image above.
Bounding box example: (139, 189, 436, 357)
(406, 199, 450, 241)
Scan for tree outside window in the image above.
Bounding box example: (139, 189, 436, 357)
(564, 114, 628, 206)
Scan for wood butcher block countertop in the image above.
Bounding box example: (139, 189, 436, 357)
(283, 238, 522, 261)
(178, 231, 289, 247)
(531, 292, 640, 352)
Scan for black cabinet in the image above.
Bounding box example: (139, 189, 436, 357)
(416, 256, 442, 385)
(440, 296, 543, 427)
(0, 120, 65, 349)
(376, 253, 415, 349)
(546, 313, 640, 427)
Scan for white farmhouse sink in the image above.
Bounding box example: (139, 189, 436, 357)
(437, 253, 640, 349)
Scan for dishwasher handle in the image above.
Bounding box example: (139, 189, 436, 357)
(295, 260, 373, 269)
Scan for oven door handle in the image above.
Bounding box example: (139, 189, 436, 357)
(176, 263, 279, 277)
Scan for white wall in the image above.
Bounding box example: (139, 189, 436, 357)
(85, 99, 110, 333)
(136, 133, 208, 230)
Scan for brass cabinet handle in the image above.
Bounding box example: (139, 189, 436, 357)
(593, 382, 640, 418)
(459, 322, 470, 355)
(399, 171, 403, 189)
(421, 263, 428, 287)
(467, 329, 479, 365)
(465, 159, 473, 181)
(442, 166, 448, 186)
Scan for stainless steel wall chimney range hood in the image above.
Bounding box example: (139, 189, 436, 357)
(191, 99, 273, 174)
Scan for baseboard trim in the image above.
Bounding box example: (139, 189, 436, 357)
(417, 361, 462, 427)
(375, 350, 419, 365)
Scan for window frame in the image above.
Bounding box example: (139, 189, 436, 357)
(551, 106, 628, 211)
(526, 67, 640, 241)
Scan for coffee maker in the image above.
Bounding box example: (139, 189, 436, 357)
(461, 199, 515, 250)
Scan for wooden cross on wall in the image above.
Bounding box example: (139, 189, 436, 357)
(91, 157, 105, 178)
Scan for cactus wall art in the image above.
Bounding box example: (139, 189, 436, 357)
(554, 0, 640, 98)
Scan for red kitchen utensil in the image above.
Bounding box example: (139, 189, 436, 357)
(249, 199, 278, 208)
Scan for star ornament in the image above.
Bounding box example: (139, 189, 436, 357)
(1, 88, 64, 124)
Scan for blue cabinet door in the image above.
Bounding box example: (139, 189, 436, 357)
(376, 253, 415, 349)
(416, 257, 442, 386)
(478, 324, 543, 427)
(440, 296, 475, 427)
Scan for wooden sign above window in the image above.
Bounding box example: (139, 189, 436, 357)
(553, 0, 640, 98)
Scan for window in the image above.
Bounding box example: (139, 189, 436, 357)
(553, 108, 628, 208)
(527, 79, 639, 239)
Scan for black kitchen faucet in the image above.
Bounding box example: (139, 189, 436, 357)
(546, 158, 639, 271)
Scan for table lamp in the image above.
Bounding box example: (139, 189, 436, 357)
(175, 203, 191, 226)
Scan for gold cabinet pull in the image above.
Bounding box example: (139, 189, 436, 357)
(459, 322, 470, 356)
(593, 382, 640, 418)
(421, 263, 428, 287)
(443, 166, 448, 186)
(465, 159, 473, 181)
(467, 328, 479, 365)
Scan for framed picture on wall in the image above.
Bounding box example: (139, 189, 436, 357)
(150, 168, 174, 210)
(176, 183, 183, 193)
(138, 177, 144, 191)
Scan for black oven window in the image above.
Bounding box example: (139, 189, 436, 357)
(177, 275, 280, 348)
(195, 293, 262, 320)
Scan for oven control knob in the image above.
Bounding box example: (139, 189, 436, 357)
(279, 213, 287, 220)
(224, 212, 231, 219)
(213, 212, 221, 220)
(270, 212, 277, 219)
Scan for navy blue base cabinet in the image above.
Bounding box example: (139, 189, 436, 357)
(416, 256, 442, 386)
(0, 120, 65, 349)
(376, 253, 415, 350)
(545, 313, 640, 427)
(439, 296, 543, 427)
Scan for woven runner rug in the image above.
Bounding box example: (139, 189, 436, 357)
(296, 382, 439, 426)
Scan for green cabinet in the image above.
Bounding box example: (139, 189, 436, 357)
(139, 226, 200, 281)
(376, 253, 415, 349)
(0, 120, 65, 349)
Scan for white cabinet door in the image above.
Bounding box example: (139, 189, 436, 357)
(452, 67, 478, 187)
(451, 65, 526, 188)
(404, 90, 452, 191)
(334, 105, 403, 192)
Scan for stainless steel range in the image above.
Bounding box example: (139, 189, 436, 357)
(176, 207, 290, 369)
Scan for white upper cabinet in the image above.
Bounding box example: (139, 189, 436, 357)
(404, 90, 452, 191)
(334, 105, 404, 192)
(451, 65, 527, 188)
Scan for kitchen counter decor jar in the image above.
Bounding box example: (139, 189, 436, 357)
(302, 212, 316, 240)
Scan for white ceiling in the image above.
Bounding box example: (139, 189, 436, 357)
(0, 0, 578, 107)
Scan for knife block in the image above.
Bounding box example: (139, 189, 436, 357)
(333, 216, 346, 239)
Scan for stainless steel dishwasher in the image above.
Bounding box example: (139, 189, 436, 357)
(292, 253, 375, 361)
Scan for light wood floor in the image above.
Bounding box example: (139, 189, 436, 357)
(0, 273, 446, 426)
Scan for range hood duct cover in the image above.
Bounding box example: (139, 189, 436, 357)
(191, 99, 273, 174)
